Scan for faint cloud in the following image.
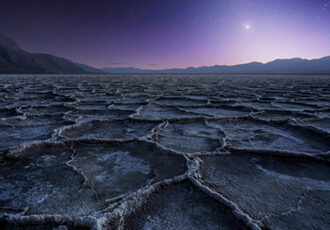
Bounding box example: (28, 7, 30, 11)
(148, 64, 158, 67)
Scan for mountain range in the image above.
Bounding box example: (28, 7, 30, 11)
(102, 57, 330, 74)
(0, 34, 329, 74)
(0, 34, 100, 74)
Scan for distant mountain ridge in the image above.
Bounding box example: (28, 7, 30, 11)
(0, 34, 99, 74)
(102, 56, 330, 74)
(0, 34, 329, 74)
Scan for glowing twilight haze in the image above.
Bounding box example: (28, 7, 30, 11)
(1, 0, 329, 69)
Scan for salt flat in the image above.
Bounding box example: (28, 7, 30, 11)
(0, 74, 329, 230)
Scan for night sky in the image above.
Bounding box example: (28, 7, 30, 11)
(1, 0, 329, 69)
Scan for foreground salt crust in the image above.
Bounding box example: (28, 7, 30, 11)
(0, 74, 329, 230)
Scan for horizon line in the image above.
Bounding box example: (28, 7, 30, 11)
(98, 55, 330, 70)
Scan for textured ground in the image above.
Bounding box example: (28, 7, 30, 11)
(0, 74, 329, 230)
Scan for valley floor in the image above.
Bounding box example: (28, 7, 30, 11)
(0, 74, 329, 230)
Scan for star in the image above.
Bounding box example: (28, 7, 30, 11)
(245, 24, 250, 30)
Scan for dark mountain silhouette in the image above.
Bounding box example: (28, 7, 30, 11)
(102, 56, 330, 74)
(0, 34, 92, 74)
(77, 63, 104, 73)
(1, 34, 329, 74)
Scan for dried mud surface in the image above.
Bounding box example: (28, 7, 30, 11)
(0, 74, 329, 230)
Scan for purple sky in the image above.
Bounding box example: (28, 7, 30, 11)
(1, 0, 329, 69)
